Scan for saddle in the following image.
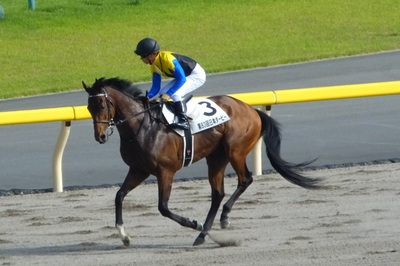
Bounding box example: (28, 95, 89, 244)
(163, 95, 193, 117)
(146, 95, 194, 168)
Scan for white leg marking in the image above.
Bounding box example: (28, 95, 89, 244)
(196, 222, 204, 231)
(116, 224, 131, 247)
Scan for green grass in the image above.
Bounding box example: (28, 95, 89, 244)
(0, 0, 399, 99)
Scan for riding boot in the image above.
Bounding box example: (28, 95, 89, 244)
(172, 101, 190, 130)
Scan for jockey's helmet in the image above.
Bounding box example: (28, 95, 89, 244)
(134, 38, 160, 57)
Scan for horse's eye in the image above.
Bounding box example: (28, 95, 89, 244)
(88, 97, 107, 112)
(87, 100, 102, 111)
(98, 100, 106, 110)
(87, 102, 94, 110)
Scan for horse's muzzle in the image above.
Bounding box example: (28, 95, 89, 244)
(97, 134, 108, 144)
(95, 125, 113, 144)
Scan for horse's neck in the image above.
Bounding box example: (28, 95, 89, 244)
(112, 92, 144, 121)
(111, 92, 156, 141)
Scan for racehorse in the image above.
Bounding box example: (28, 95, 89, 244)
(83, 77, 322, 247)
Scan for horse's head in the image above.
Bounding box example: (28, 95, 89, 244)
(83, 78, 116, 144)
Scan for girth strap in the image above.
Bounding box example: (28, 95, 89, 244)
(182, 129, 194, 168)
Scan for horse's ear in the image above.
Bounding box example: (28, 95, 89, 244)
(82, 81, 90, 93)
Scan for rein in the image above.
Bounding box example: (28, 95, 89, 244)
(113, 102, 160, 126)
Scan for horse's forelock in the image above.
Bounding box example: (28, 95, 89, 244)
(90, 77, 106, 94)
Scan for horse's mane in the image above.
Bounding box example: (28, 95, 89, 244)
(92, 77, 143, 99)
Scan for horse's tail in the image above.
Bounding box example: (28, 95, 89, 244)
(256, 110, 321, 189)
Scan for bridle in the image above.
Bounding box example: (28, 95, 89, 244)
(88, 90, 162, 137)
(88, 92, 116, 137)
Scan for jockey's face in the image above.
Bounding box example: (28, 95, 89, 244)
(140, 52, 157, 65)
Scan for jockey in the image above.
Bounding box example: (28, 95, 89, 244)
(134, 37, 206, 130)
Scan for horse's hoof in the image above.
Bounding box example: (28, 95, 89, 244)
(116, 224, 131, 247)
(220, 219, 230, 229)
(193, 237, 206, 246)
(122, 236, 131, 247)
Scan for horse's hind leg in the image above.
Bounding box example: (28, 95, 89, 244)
(193, 149, 229, 246)
(220, 155, 253, 229)
(115, 167, 149, 247)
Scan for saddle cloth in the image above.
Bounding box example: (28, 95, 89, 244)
(162, 98, 230, 136)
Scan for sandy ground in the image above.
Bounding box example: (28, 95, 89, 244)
(1, 162, 400, 266)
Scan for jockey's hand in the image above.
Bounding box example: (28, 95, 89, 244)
(160, 94, 170, 101)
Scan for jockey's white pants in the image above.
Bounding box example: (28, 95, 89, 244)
(160, 64, 206, 102)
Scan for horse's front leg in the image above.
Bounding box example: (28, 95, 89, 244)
(157, 173, 203, 232)
(115, 168, 149, 247)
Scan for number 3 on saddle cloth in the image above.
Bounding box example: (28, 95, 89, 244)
(162, 98, 230, 168)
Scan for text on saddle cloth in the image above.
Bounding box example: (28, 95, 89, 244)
(162, 98, 230, 136)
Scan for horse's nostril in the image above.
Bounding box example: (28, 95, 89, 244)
(97, 134, 107, 144)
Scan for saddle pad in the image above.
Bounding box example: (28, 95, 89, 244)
(162, 98, 230, 136)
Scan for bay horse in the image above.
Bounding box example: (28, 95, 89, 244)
(83, 77, 321, 247)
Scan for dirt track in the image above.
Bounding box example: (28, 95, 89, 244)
(1, 162, 400, 266)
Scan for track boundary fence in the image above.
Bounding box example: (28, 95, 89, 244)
(1, 81, 399, 192)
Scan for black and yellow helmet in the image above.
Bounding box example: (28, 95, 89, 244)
(134, 38, 160, 57)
